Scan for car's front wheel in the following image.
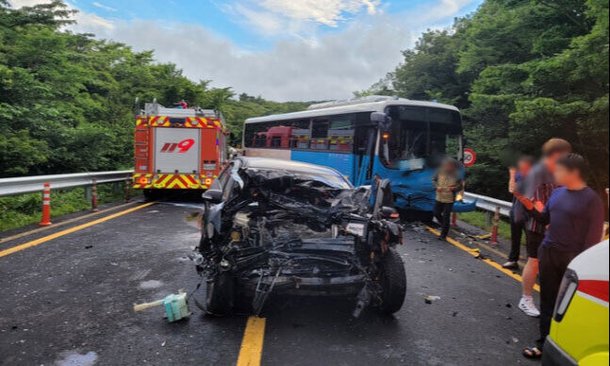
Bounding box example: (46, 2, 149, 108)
(379, 248, 407, 314)
(205, 271, 235, 316)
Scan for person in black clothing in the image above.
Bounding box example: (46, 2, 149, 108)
(503, 156, 534, 269)
(514, 154, 605, 360)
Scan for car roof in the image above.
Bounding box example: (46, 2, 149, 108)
(237, 157, 352, 186)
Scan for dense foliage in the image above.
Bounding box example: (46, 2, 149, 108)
(363, 0, 609, 197)
(0, 1, 307, 178)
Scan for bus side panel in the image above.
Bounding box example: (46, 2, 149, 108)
(245, 148, 292, 160)
(291, 150, 354, 180)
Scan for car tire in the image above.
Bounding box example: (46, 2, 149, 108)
(379, 248, 407, 314)
(205, 271, 235, 316)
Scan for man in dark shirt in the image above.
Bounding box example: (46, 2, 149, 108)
(503, 155, 534, 269)
(517, 138, 572, 317)
(514, 153, 605, 359)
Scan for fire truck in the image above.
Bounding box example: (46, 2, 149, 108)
(132, 102, 228, 199)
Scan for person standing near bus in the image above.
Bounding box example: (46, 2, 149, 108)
(432, 158, 464, 241)
(518, 138, 572, 317)
(514, 153, 605, 359)
(503, 155, 535, 269)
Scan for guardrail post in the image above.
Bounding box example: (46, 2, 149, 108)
(39, 182, 52, 226)
(91, 179, 99, 212)
(124, 177, 131, 202)
(490, 206, 500, 245)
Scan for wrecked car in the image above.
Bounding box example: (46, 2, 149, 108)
(191, 157, 406, 317)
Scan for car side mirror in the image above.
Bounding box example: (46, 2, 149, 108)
(202, 189, 223, 204)
(371, 112, 392, 131)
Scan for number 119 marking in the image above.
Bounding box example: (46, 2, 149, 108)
(161, 139, 195, 153)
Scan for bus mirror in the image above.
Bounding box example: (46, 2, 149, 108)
(371, 112, 392, 131)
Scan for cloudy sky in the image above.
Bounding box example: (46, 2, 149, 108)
(10, 0, 482, 101)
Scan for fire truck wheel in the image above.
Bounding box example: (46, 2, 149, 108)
(143, 189, 157, 201)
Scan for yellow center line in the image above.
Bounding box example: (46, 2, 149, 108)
(0, 201, 141, 245)
(236, 316, 266, 366)
(426, 226, 540, 293)
(0, 202, 156, 259)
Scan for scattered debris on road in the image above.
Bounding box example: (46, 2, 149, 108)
(133, 290, 191, 322)
(424, 295, 441, 304)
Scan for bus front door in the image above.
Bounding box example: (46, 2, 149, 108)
(354, 127, 377, 186)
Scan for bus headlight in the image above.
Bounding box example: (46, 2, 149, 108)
(554, 269, 579, 322)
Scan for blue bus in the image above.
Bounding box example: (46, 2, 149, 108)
(243, 96, 474, 216)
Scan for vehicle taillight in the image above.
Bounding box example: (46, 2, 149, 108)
(554, 269, 578, 322)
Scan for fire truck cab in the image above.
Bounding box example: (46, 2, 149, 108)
(132, 102, 228, 199)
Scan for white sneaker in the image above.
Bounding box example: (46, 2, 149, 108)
(519, 296, 541, 317)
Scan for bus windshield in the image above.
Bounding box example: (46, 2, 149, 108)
(383, 106, 462, 169)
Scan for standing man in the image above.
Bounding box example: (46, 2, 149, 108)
(432, 158, 464, 241)
(503, 156, 534, 269)
(514, 154, 605, 359)
(518, 138, 572, 317)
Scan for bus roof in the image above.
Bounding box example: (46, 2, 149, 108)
(245, 96, 459, 124)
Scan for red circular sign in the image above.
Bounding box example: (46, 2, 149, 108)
(463, 148, 477, 167)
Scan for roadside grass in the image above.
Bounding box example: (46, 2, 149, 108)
(0, 183, 130, 232)
(457, 210, 513, 241)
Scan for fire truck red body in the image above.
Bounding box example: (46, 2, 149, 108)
(132, 102, 227, 198)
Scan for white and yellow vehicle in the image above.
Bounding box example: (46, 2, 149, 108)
(543, 240, 609, 366)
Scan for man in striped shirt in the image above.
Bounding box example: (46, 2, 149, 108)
(517, 138, 572, 317)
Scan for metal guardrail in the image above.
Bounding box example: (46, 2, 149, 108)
(463, 192, 512, 217)
(0, 170, 133, 197)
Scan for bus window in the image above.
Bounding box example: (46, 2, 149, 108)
(253, 133, 267, 147)
(292, 129, 311, 149)
(328, 115, 354, 152)
(270, 136, 282, 148)
(311, 119, 329, 150)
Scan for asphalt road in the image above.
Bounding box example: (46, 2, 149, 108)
(0, 201, 539, 366)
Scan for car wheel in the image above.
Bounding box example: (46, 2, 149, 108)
(205, 271, 235, 316)
(379, 248, 407, 314)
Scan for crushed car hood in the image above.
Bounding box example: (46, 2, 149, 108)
(206, 166, 371, 235)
